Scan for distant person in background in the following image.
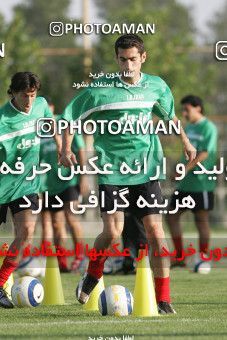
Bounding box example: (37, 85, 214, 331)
(166, 95, 218, 267)
(40, 97, 88, 272)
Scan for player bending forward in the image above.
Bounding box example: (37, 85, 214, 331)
(59, 34, 196, 314)
(0, 72, 59, 308)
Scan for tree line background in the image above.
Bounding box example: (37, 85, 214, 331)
(0, 0, 226, 115)
(0, 0, 227, 226)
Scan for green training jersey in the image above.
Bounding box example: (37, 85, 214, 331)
(40, 115, 85, 195)
(63, 73, 175, 185)
(0, 97, 52, 204)
(177, 117, 217, 192)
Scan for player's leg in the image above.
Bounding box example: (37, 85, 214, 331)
(194, 209, 210, 254)
(41, 192, 54, 248)
(166, 210, 186, 266)
(142, 214, 176, 314)
(166, 190, 187, 267)
(58, 185, 84, 271)
(41, 201, 69, 272)
(0, 208, 37, 308)
(122, 213, 137, 274)
(76, 211, 124, 304)
(64, 201, 84, 271)
(41, 209, 53, 244)
(51, 209, 70, 272)
(122, 213, 146, 274)
(133, 181, 175, 314)
(193, 191, 214, 255)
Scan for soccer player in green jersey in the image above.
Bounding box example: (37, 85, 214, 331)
(0, 72, 60, 308)
(166, 95, 218, 267)
(40, 98, 88, 272)
(60, 34, 196, 314)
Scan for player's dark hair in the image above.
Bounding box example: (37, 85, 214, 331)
(7, 72, 41, 96)
(115, 34, 145, 55)
(181, 95, 204, 114)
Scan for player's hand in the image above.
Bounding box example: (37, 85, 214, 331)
(58, 151, 77, 167)
(170, 172, 178, 181)
(79, 176, 89, 196)
(184, 142, 196, 162)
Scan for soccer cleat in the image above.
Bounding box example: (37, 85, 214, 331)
(122, 257, 136, 275)
(75, 273, 99, 304)
(59, 266, 71, 273)
(158, 301, 176, 314)
(170, 260, 186, 269)
(0, 287, 14, 309)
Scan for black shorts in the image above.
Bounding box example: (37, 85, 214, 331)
(0, 194, 39, 225)
(99, 180, 163, 218)
(42, 185, 80, 211)
(169, 191, 214, 212)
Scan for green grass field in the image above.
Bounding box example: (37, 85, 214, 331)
(1, 268, 227, 339)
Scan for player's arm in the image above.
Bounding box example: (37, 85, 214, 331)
(77, 148, 89, 196)
(184, 151, 208, 173)
(43, 98, 62, 156)
(183, 123, 217, 173)
(154, 81, 196, 163)
(52, 121, 62, 156)
(172, 151, 208, 180)
(59, 88, 93, 167)
(59, 126, 77, 167)
(172, 115, 197, 162)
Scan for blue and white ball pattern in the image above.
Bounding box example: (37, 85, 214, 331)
(194, 260, 211, 274)
(11, 276, 44, 307)
(98, 285, 133, 316)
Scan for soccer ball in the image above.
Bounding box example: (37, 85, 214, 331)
(11, 276, 44, 307)
(190, 254, 211, 274)
(17, 256, 46, 278)
(194, 259, 211, 274)
(98, 285, 133, 316)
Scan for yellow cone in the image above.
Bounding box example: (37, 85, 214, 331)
(43, 255, 65, 305)
(3, 273, 14, 299)
(0, 244, 14, 299)
(83, 276, 105, 311)
(133, 250, 159, 317)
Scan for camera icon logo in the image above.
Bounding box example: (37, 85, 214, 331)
(215, 41, 227, 61)
(49, 22, 64, 36)
(36, 118, 56, 138)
